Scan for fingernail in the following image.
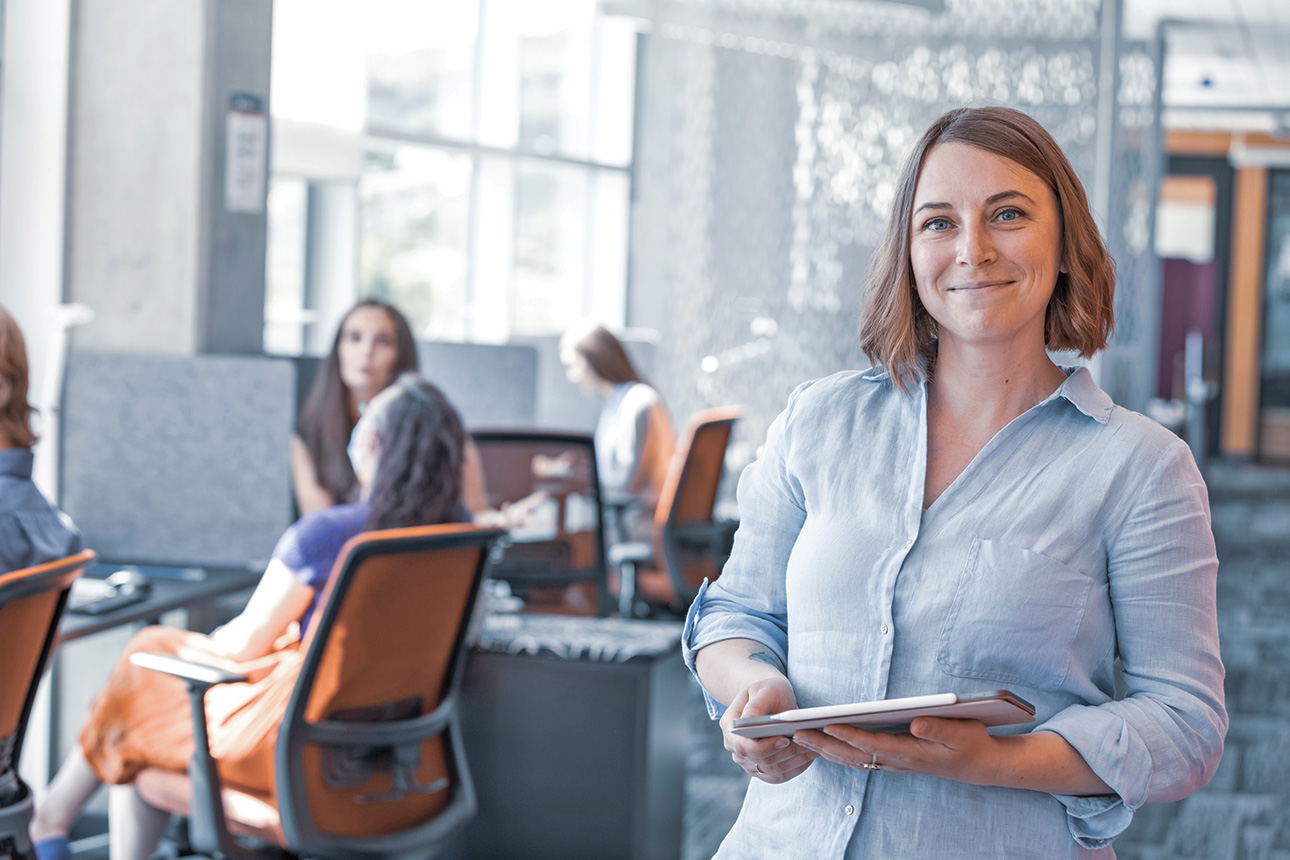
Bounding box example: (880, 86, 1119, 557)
(775, 738, 790, 750)
(821, 727, 838, 737)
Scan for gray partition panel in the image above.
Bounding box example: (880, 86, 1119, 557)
(60, 353, 295, 569)
(417, 340, 537, 428)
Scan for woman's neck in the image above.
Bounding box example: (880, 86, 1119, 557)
(928, 339, 1067, 429)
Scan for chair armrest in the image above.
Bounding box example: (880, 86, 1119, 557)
(129, 652, 248, 691)
(608, 541, 653, 566)
(128, 652, 257, 860)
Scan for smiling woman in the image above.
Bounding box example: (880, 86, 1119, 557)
(684, 106, 1225, 859)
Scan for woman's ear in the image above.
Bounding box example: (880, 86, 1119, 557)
(0, 375, 10, 410)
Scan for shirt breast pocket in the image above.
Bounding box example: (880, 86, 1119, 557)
(936, 539, 1092, 692)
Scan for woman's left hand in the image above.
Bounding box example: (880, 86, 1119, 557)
(793, 717, 1001, 785)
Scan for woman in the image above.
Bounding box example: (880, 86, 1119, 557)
(685, 107, 1225, 858)
(31, 374, 472, 860)
(292, 300, 486, 515)
(559, 322, 674, 542)
(0, 305, 80, 573)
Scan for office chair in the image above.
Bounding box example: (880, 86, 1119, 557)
(470, 430, 610, 616)
(0, 549, 97, 860)
(130, 525, 503, 860)
(611, 407, 742, 617)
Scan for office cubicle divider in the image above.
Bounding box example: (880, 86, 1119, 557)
(60, 353, 296, 570)
(417, 340, 538, 428)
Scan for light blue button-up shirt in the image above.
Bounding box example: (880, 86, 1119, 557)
(683, 366, 1226, 858)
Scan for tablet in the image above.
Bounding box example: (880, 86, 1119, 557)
(729, 690, 1036, 739)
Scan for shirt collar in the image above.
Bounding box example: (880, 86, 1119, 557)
(861, 362, 1115, 424)
(0, 447, 34, 478)
(1050, 365, 1115, 424)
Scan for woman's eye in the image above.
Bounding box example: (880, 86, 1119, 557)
(925, 217, 952, 231)
(997, 208, 1022, 222)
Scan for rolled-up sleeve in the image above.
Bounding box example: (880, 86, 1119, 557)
(1040, 439, 1227, 847)
(681, 381, 813, 718)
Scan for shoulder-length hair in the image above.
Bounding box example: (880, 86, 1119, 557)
(564, 323, 642, 386)
(366, 375, 465, 530)
(297, 299, 419, 503)
(858, 106, 1116, 392)
(0, 305, 38, 448)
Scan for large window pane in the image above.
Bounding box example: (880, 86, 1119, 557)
(511, 161, 589, 334)
(359, 145, 472, 340)
(364, 0, 479, 140)
(481, 0, 596, 160)
(588, 170, 630, 326)
(263, 178, 308, 354)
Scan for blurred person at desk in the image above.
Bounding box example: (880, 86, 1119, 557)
(687, 107, 1225, 858)
(0, 304, 81, 573)
(292, 299, 488, 517)
(554, 322, 674, 542)
(29, 374, 472, 860)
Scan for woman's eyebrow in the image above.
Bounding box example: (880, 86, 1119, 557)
(912, 189, 1037, 217)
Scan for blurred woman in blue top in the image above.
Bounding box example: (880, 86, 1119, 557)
(684, 107, 1225, 858)
(0, 304, 80, 573)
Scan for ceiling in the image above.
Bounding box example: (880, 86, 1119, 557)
(1124, 0, 1290, 131)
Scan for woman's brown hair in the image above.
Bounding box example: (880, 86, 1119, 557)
(857, 106, 1116, 392)
(563, 323, 643, 386)
(297, 299, 419, 503)
(0, 305, 38, 448)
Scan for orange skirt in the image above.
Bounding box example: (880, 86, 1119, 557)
(80, 625, 304, 796)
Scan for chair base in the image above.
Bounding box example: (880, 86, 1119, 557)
(0, 781, 35, 860)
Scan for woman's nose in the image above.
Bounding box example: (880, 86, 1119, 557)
(956, 223, 996, 267)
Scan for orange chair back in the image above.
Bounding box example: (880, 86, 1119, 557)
(277, 524, 500, 849)
(655, 407, 741, 597)
(0, 550, 96, 773)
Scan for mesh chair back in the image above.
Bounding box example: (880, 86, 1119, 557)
(277, 525, 500, 854)
(470, 431, 608, 613)
(0, 550, 96, 795)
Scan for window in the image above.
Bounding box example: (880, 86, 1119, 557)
(266, 0, 637, 351)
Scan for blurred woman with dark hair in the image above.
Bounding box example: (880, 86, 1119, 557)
(31, 375, 471, 860)
(292, 300, 487, 516)
(559, 322, 674, 541)
(0, 304, 81, 573)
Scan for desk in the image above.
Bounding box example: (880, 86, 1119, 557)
(458, 614, 688, 860)
(32, 566, 262, 796)
(58, 565, 263, 643)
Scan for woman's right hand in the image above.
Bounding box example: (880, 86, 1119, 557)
(720, 675, 817, 784)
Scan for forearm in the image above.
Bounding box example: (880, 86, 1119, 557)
(984, 730, 1112, 796)
(694, 637, 789, 708)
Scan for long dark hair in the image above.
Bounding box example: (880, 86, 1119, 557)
(297, 300, 418, 503)
(564, 322, 643, 385)
(366, 376, 465, 530)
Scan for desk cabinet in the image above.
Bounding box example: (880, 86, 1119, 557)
(459, 616, 689, 860)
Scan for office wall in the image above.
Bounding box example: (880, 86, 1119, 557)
(627, 0, 1161, 461)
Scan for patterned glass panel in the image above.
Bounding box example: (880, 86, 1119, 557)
(627, 0, 1159, 480)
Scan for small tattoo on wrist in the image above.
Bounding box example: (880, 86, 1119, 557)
(748, 650, 782, 670)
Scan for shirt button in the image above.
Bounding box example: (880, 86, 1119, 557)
(845, 804, 855, 815)
(880, 624, 889, 634)
(903, 539, 913, 549)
